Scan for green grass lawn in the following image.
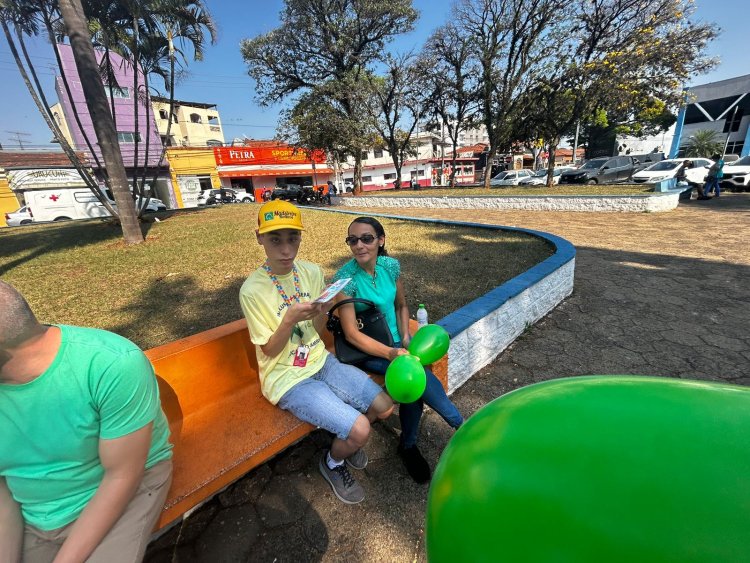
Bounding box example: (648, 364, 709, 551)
(360, 184, 652, 197)
(0, 205, 553, 350)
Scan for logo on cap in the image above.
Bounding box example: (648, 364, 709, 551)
(264, 212, 274, 221)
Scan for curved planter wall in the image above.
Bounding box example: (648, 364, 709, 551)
(319, 209, 576, 393)
(333, 192, 681, 212)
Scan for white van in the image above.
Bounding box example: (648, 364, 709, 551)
(25, 188, 166, 223)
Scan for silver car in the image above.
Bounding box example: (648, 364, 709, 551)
(5, 206, 32, 227)
(490, 169, 533, 186)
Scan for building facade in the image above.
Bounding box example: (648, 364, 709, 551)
(151, 96, 225, 148)
(343, 131, 453, 190)
(670, 74, 750, 158)
(52, 44, 174, 205)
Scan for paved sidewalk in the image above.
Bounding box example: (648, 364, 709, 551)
(146, 194, 750, 563)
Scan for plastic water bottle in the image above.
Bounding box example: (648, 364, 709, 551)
(417, 304, 428, 328)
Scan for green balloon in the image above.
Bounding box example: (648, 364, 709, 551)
(426, 376, 750, 562)
(385, 354, 426, 403)
(408, 324, 450, 365)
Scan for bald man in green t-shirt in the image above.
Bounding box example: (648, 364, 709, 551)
(0, 281, 173, 563)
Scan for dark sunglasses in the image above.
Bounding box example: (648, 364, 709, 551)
(345, 234, 377, 246)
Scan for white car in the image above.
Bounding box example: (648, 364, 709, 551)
(721, 155, 750, 192)
(519, 167, 577, 186)
(490, 169, 533, 186)
(4, 206, 32, 226)
(630, 158, 713, 185)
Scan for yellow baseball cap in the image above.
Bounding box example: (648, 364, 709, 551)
(257, 200, 305, 234)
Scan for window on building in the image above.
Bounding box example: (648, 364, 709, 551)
(190, 113, 202, 124)
(160, 135, 174, 147)
(384, 173, 396, 180)
(726, 141, 744, 155)
(373, 148, 384, 158)
(362, 175, 372, 182)
(723, 108, 744, 133)
(206, 139, 223, 147)
(361, 151, 369, 160)
(433, 143, 438, 153)
(159, 109, 169, 120)
(117, 132, 141, 143)
(171, 113, 178, 123)
(208, 115, 219, 125)
(106, 86, 129, 99)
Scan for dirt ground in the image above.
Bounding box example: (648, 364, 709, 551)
(146, 193, 750, 563)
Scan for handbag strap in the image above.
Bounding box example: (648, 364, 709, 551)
(327, 298, 377, 317)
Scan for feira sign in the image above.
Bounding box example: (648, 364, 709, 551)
(8, 168, 87, 190)
(213, 146, 326, 166)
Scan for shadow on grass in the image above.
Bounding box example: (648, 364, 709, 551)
(0, 219, 157, 277)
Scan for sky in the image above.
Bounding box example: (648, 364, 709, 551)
(0, 0, 748, 149)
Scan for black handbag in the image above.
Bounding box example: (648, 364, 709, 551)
(326, 298, 394, 365)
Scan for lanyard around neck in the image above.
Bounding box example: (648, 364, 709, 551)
(263, 263, 302, 305)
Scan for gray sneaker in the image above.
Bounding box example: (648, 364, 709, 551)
(346, 448, 368, 470)
(319, 454, 365, 504)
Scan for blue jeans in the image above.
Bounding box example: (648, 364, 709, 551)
(278, 354, 383, 440)
(358, 344, 463, 448)
(704, 176, 721, 196)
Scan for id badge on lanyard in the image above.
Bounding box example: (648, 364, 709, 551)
(293, 344, 310, 367)
(292, 323, 309, 367)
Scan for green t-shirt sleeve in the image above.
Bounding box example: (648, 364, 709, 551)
(93, 350, 160, 440)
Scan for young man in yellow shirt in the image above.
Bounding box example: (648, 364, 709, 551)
(239, 201, 393, 504)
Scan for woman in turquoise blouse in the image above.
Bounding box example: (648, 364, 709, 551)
(332, 217, 463, 483)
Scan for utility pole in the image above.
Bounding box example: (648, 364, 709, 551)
(5, 131, 31, 149)
(572, 121, 580, 164)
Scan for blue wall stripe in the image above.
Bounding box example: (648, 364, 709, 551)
(311, 208, 576, 337)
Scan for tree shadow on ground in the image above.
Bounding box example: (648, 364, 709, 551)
(0, 219, 156, 277)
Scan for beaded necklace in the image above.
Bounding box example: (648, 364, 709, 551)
(263, 262, 302, 305)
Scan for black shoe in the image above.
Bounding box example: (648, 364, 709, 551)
(398, 444, 431, 483)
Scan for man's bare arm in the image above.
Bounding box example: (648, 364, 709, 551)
(52, 424, 153, 563)
(0, 476, 23, 563)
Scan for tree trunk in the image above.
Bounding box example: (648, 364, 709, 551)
(546, 144, 557, 187)
(58, 0, 143, 244)
(353, 154, 363, 196)
(483, 144, 494, 189)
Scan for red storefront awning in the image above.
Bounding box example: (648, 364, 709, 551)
(218, 167, 333, 178)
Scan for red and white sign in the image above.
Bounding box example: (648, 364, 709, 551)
(214, 146, 326, 166)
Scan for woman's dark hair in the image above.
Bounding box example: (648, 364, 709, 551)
(350, 216, 388, 256)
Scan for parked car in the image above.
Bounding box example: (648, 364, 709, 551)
(630, 158, 713, 185)
(197, 188, 254, 205)
(5, 205, 32, 227)
(559, 156, 638, 184)
(721, 155, 750, 192)
(490, 169, 533, 186)
(271, 184, 304, 201)
(519, 167, 576, 186)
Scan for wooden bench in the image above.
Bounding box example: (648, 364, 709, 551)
(145, 318, 448, 530)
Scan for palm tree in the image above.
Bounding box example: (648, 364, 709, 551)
(58, 0, 143, 243)
(85, 0, 216, 211)
(684, 130, 723, 158)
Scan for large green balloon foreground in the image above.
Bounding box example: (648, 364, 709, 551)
(426, 376, 750, 562)
(408, 324, 450, 366)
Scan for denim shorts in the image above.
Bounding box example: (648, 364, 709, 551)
(277, 354, 383, 440)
